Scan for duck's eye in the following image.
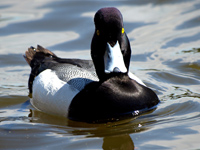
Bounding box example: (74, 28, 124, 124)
(122, 28, 125, 34)
(96, 30, 100, 36)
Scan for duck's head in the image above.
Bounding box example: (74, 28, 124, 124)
(91, 7, 131, 81)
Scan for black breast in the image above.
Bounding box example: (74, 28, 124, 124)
(68, 74, 159, 122)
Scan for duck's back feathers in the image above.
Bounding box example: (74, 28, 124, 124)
(50, 63, 98, 91)
(24, 45, 98, 93)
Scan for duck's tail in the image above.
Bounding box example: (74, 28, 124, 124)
(23, 45, 57, 94)
(23, 45, 57, 66)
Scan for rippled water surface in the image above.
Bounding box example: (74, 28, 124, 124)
(0, 0, 200, 149)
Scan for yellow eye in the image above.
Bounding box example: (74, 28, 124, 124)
(96, 30, 100, 36)
(122, 28, 125, 34)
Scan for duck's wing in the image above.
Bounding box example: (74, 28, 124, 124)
(24, 45, 95, 72)
(53, 57, 95, 72)
(23, 45, 97, 93)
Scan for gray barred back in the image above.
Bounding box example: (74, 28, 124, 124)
(52, 64, 99, 91)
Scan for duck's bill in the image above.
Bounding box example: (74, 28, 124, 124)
(104, 41, 127, 74)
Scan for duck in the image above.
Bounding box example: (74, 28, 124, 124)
(24, 7, 159, 122)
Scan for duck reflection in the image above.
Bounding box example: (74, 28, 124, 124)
(102, 134, 134, 150)
(28, 107, 157, 150)
(29, 109, 135, 149)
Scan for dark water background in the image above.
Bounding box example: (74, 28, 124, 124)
(0, 0, 200, 149)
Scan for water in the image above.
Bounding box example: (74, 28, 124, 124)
(0, 0, 200, 149)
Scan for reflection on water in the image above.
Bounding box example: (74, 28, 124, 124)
(102, 135, 134, 150)
(0, 0, 200, 149)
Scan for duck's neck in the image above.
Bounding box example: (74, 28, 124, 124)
(99, 72, 128, 83)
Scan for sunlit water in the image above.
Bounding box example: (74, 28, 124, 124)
(0, 0, 200, 149)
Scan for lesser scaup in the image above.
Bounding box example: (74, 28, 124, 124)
(24, 7, 159, 122)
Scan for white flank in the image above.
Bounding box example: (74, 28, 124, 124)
(31, 69, 79, 117)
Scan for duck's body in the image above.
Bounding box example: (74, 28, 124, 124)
(25, 46, 99, 117)
(24, 7, 159, 122)
(31, 63, 98, 117)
